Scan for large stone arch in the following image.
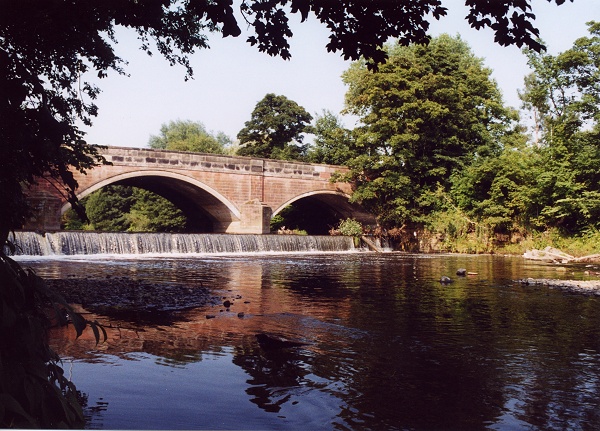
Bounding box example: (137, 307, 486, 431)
(273, 191, 376, 232)
(62, 170, 242, 233)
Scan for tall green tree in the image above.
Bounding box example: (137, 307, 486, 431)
(342, 35, 516, 227)
(520, 23, 600, 146)
(449, 131, 539, 233)
(148, 120, 229, 154)
(306, 110, 355, 165)
(77, 186, 188, 232)
(128, 188, 188, 232)
(85, 185, 134, 231)
(519, 22, 600, 234)
(237, 93, 313, 160)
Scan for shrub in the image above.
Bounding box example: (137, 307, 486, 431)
(337, 218, 363, 237)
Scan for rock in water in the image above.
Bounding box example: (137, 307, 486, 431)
(456, 268, 467, 276)
(440, 276, 452, 284)
(255, 333, 308, 350)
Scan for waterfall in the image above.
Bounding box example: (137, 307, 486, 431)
(7, 231, 356, 256)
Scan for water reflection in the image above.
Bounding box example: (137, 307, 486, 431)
(30, 254, 600, 430)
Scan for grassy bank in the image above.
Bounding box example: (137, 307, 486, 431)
(434, 229, 600, 257)
(498, 229, 600, 257)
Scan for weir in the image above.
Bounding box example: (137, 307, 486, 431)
(8, 231, 356, 256)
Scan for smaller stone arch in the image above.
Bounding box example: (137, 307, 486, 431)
(273, 190, 376, 233)
(62, 170, 242, 233)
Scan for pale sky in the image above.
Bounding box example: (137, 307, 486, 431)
(81, 0, 599, 148)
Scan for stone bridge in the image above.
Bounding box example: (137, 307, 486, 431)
(25, 146, 374, 234)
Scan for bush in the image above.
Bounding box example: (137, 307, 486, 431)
(337, 218, 363, 237)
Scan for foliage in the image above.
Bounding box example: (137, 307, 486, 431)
(515, 21, 600, 235)
(0, 253, 105, 428)
(449, 132, 540, 233)
(1, 0, 560, 242)
(237, 93, 313, 160)
(275, 227, 308, 235)
(499, 227, 600, 257)
(239, 0, 556, 69)
(85, 185, 135, 231)
(337, 218, 363, 238)
(520, 21, 600, 143)
(148, 120, 229, 154)
(0, 0, 224, 242)
(68, 185, 188, 233)
(128, 188, 188, 232)
(270, 204, 315, 234)
(424, 206, 494, 254)
(342, 35, 516, 228)
(306, 110, 356, 165)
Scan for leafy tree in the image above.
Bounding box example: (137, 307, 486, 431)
(518, 22, 600, 234)
(237, 93, 313, 160)
(148, 120, 229, 154)
(70, 186, 188, 232)
(449, 131, 540, 232)
(85, 185, 134, 231)
(519, 23, 600, 146)
(128, 188, 188, 232)
(306, 110, 356, 165)
(342, 35, 516, 227)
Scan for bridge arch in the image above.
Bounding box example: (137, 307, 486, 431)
(62, 170, 241, 233)
(273, 190, 376, 233)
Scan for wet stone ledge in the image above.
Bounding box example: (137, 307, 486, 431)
(516, 278, 600, 296)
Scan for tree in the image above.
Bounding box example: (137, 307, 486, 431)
(518, 22, 600, 234)
(237, 93, 313, 160)
(69, 186, 188, 232)
(148, 120, 229, 154)
(519, 23, 600, 146)
(341, 35, 516, 227)
(306, 110, 356, 165)
(449, 131, 540, 233)
(128, 188, 189, 232)
(85, 185, 134, 231)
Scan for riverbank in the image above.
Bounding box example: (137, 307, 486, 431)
(517, 278, 600, 296)
(45, 277, 219, 315)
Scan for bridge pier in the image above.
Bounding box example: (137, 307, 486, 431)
(238, 199, 273, 234)
(23, 188, 62, 231)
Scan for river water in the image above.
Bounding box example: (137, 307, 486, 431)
(17, 251, 600, 430)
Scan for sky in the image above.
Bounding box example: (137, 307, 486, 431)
(81, 0, 599, 149)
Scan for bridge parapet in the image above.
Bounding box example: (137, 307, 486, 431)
(102, 147, 344, 181)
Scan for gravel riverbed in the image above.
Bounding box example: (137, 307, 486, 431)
(45, 276, 219, 313)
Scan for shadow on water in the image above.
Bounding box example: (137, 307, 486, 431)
(29, 253, 600, 430)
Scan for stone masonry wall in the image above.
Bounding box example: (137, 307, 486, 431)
(23, 147, 352, 232)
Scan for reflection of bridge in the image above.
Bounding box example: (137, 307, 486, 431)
(25, 147, 374, 233)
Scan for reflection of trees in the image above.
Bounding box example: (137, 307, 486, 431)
(500, 292, 600, 430)
(77, 390, 109, 430)
(47, 255, 600, 429)
(231, 338, 310, 413)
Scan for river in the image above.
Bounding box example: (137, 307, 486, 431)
(16, 250, 600, 430)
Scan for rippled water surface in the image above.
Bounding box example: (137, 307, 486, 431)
(22, 253, 600, 430)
